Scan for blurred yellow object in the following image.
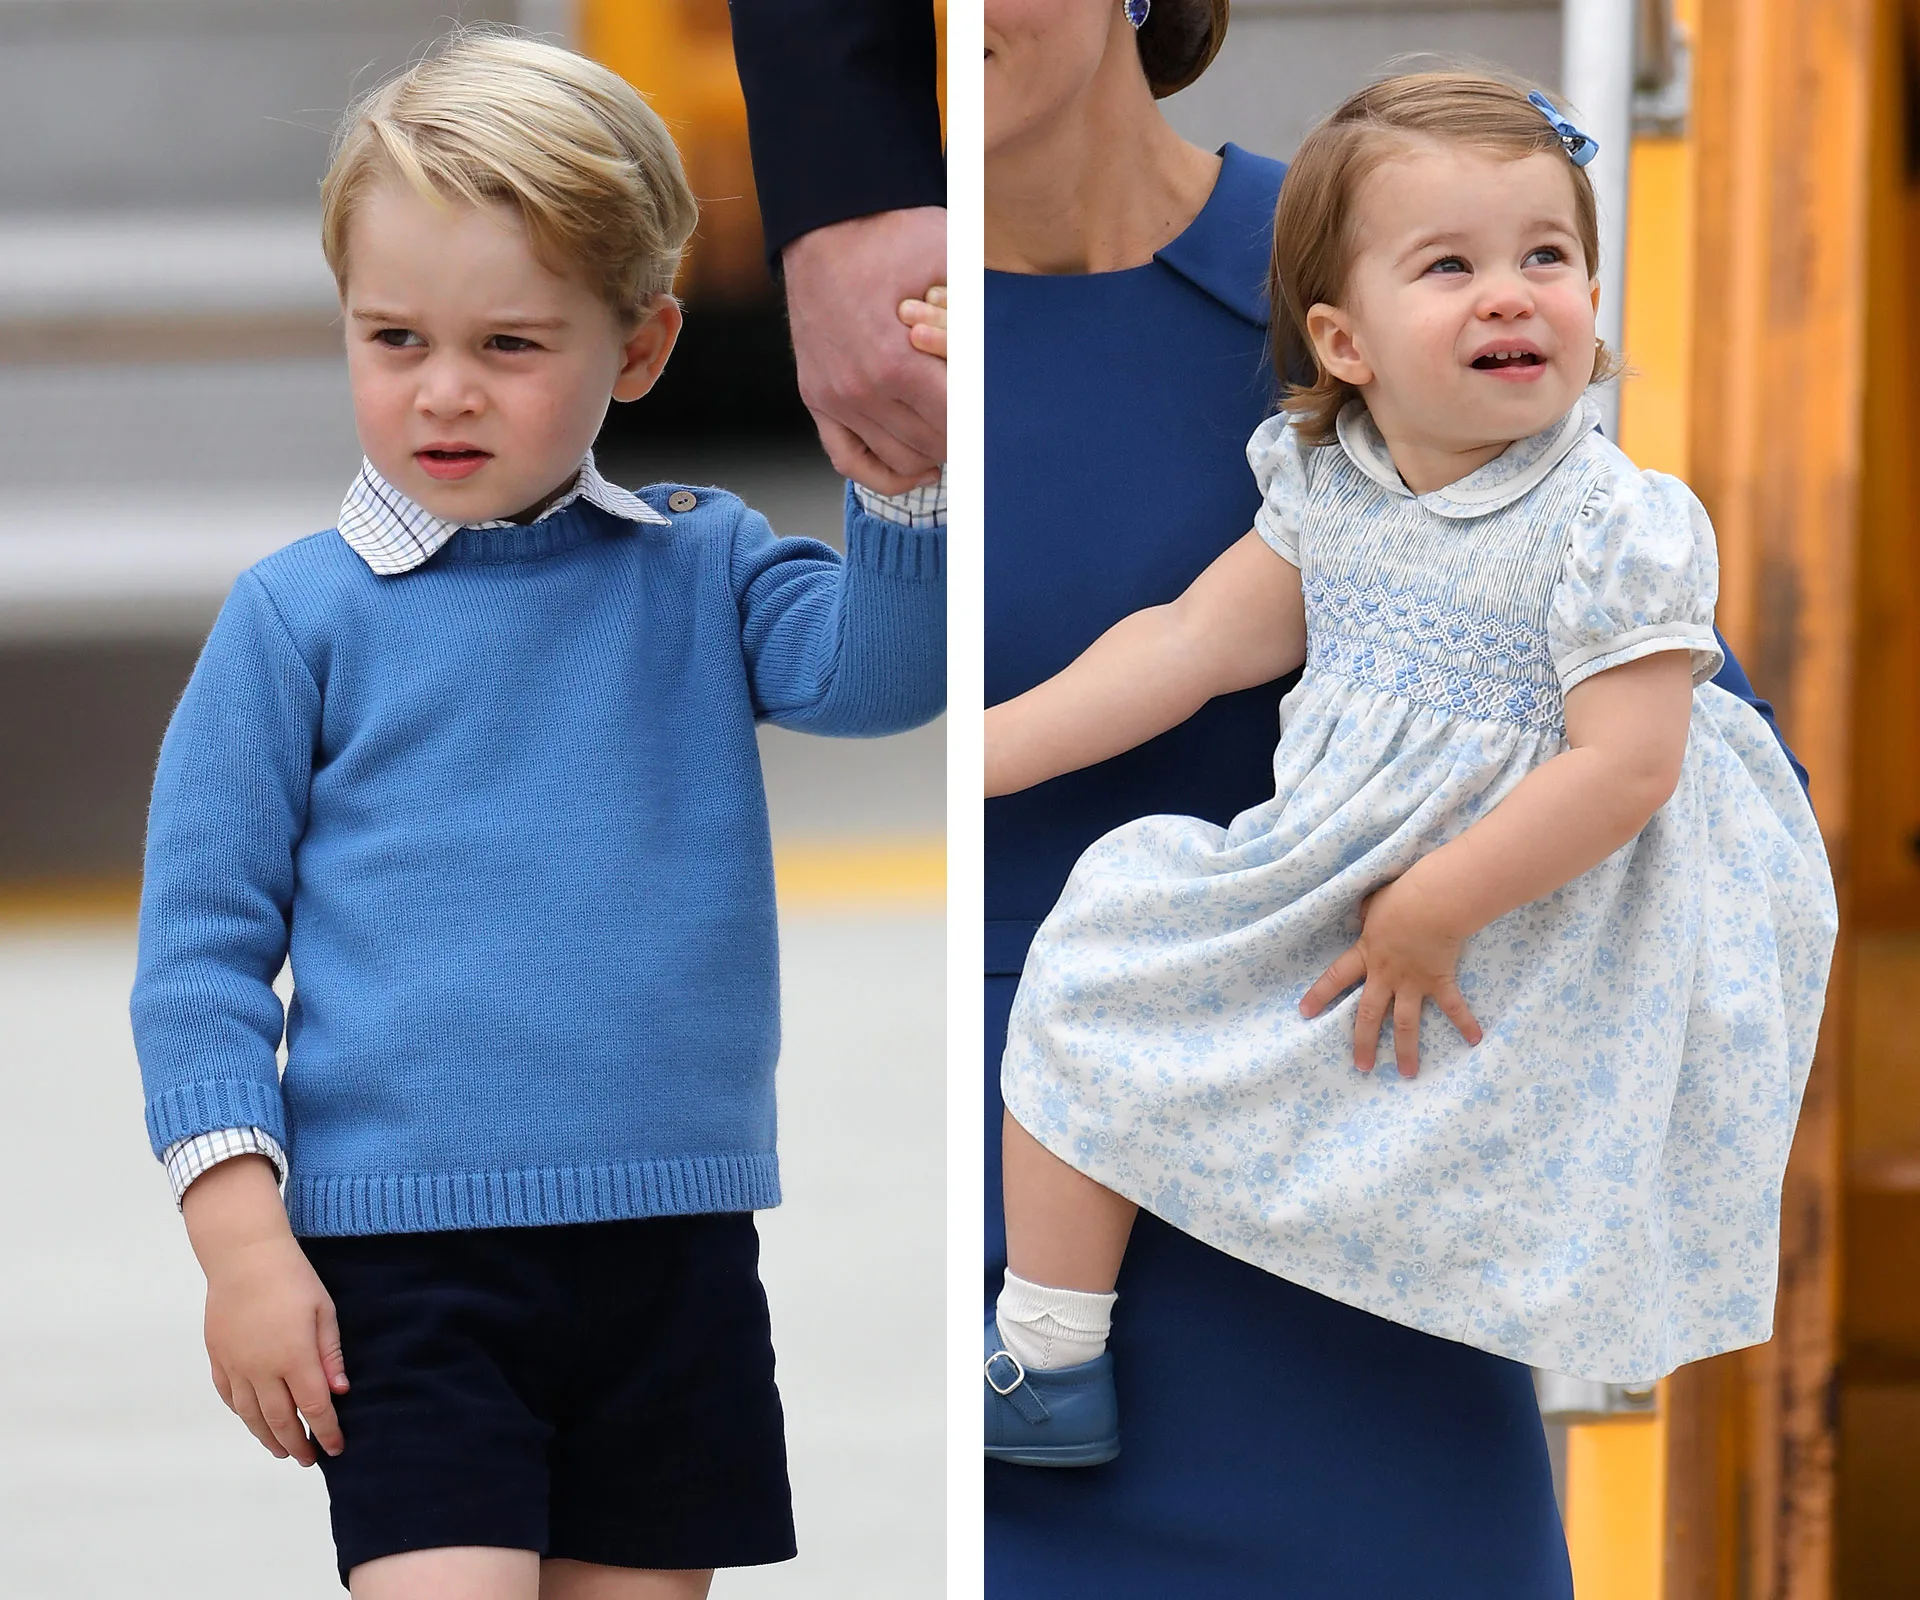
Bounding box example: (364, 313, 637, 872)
(580, 0, 946, 306)
(582, 0, 765, 305)
(1617, 134, 1694, 480)
(773, 839, 945, 911)
(0, 879, 141, 923)
(1566, 1410, 1669, 1600)
(0, 843, 946, 925)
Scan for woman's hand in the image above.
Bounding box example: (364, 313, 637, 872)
(182, 1155, 348, 1465)
(1299, 876, 1483, 1077)
(900, 285, 947, 361)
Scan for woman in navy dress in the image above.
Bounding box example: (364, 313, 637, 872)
(984, 4, 1801, 1593)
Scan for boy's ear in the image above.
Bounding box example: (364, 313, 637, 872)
(611, 299, 683, 403)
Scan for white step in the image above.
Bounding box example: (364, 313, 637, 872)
(0, 210, 335, 323)
(0, 0, 512, 212)
(0, 490, 343, 641)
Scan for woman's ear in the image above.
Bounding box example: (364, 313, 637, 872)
(1306, 302, 1371, 387)
(611, 298, 684, 403)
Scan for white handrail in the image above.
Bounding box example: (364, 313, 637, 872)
(1561, 0, 1636, 438)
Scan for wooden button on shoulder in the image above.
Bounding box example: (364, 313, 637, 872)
(666, 489, 698, 513)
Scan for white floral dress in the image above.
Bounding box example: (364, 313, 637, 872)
(1001, 395, 1838, 1384)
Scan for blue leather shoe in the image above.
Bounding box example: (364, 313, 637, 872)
(983, 1316, 1120, 1467)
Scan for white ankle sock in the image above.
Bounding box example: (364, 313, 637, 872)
(995, 1269, 1116, 1371)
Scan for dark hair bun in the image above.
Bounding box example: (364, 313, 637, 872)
(1136, 0, 1229, 98)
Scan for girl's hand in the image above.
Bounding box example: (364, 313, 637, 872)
(183, 1156, 348, 1465)
(1299, 874, 1482, 1077)
(899, 285, 946, 362)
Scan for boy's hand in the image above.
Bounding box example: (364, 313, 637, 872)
(900, 285, 946, 362)
(181, 1155, 348, 1466)
(1299, 874, 1482, 1077)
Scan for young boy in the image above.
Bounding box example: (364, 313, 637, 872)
(129, 30, 944, 1599)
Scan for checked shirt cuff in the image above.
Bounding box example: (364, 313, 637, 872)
(855, 467, 946, 528)
(162, 1126, 288, 1209)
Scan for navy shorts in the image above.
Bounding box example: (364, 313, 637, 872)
(304, 1212, 795, 1584)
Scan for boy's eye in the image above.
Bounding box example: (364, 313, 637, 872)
(1425, 255, 1469, 276)
(1524, 245, 1566, 267)
(372, 328, 422, 349)
(489, 335, 538, 352)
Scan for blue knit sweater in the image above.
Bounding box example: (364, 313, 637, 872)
(132, 485, 944, 1236)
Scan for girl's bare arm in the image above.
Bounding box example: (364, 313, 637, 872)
(987, 532, 1306, 797)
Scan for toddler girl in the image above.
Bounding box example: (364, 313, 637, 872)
(983, 71, 1838, 1467)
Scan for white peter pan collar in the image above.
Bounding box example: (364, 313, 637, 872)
(337, 449, 670, 576)
(1333, 393, 1602, 519)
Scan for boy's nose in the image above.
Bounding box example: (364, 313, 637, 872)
(415, 357, 484, 417)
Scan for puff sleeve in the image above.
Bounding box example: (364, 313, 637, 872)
(1245, 413, 1312, 567)
(1547, 468, 1725, 694)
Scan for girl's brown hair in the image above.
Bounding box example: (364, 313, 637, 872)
(1136, 0, 1230, 98)
(1270, 70, 1619, 444)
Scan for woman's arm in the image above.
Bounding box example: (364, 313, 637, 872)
(1302, 650, 1694, 1074)
(987, 532, 1306, 796)
(1711, 627, 1809, 794)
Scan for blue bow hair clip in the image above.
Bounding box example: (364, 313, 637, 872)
(1527, 91, 1599, 167)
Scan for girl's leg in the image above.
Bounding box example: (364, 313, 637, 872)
(1002, 1108, 1136, 1291)
(350, 1546, 539, 1599)
(997, 1108, 1137, 1374)
(540, 1561, 714, 1598)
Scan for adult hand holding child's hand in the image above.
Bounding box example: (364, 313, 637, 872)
(782, 207, 947, 494)
(183, 1155, 348, 1466)
(1300, 874, 1483, 1078)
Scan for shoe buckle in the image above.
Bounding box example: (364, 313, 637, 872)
(984, 1348, 1027, 1396)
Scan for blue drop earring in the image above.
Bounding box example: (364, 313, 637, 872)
(1125, 0, 1150, 28)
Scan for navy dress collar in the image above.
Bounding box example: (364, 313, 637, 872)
(1154, 144, 1286, 329)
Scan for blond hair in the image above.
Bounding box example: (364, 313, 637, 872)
(1271, 70, 1619, 444)
(320, 27, 699, 328)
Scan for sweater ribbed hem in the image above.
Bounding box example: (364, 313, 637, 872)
(846, 487, 944, 581)
(286, 1151, 781, 1236)
(146, 1078, 286, 1156)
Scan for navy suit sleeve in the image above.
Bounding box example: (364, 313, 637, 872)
(727, 0, 946, 262)
(1710, 626, 1810, 796)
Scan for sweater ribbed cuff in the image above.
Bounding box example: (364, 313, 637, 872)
(846, 484, 944, 581)
(287, 1150, 781, 1236)
(145, 1078, 287, 1157)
